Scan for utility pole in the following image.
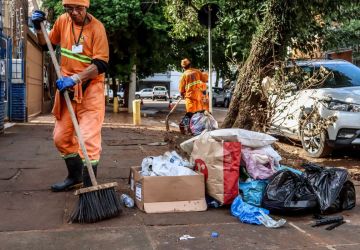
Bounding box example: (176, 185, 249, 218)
(207, 4, 213, 113)
(197, 3, 219, 113)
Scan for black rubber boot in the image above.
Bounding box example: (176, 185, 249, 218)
(51, 155, 83, 192)
(82, 164, 98, 187)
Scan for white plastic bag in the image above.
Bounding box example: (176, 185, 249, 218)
(141, 157, 154, 176)
(180, 128, 277, 155)
(258, 145, 282, 167)
(140, 151, 196, 176)
(209, 129, 277, 147)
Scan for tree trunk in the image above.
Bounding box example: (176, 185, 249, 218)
(222, 0, 290, 131)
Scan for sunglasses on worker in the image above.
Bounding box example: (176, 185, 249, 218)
(64, 6, 86, 13)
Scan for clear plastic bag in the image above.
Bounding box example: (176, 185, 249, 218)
(256, 210, 286, 228)
(190, 111, 218, 136)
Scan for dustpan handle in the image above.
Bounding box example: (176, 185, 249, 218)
(32, 0, 97, 186)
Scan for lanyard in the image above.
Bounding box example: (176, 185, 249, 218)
(71, 14, 87, 46)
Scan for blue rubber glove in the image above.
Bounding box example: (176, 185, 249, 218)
(56, 77, 76, 92)
(31, 10, 46, 30)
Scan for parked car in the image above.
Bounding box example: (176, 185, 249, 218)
(172, 93, 181, 100)
(152, 86, 169, 100)
(212, 87, 226, 107)
(270, 59, 360, 158)
(135, 88, 153, 99)
(106, 89, 124, 102)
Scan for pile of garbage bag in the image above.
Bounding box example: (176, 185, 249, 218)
(181, 128, 356, 226)
(137, 128, 356, 228)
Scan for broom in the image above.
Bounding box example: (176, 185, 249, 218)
(32, 0, 122, 223)
(165, 98, 182, 131)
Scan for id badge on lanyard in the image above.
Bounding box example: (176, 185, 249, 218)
(72, 44, 83, 53)
(71, 16, 86, 54)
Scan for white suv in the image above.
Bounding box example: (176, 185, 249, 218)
(152, 86, 168, 100)
(271, 60, 360, 157)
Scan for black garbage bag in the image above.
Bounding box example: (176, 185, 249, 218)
(302, 163, 356, 213)
(262, 170, 318, 214)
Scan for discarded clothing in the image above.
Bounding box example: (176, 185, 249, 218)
(242, 147, 278, 180)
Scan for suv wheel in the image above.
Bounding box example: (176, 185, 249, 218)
(212, 98, 216, 107)
(135, 94, 140, 99)
(300, 118, 332, 158)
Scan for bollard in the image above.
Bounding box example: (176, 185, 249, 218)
(133, 99, 141, 125)
(113, 97, 119, 113)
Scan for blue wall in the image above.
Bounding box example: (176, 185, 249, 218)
(0, 80, 4, 133)
(10, 84, 26, 121)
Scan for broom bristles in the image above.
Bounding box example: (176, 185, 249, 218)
(70, 187, 122, 223)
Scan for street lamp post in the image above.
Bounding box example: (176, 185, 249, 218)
(197, 3, 219, 113)
(207, 4, 213, 113)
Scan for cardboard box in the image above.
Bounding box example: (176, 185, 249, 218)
(130, 166, 207, 213)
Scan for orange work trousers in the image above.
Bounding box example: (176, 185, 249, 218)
(53, 82, 105, 161)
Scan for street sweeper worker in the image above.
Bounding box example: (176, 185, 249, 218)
(31, 0, 109, 191)
(178, 58, 209, 114)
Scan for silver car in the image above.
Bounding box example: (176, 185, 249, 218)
(271, 60, 360, 157)
(212, 87, 226, 107)
(135, 88, 153, 99)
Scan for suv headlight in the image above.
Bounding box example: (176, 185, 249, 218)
(327, 101, 360, 112)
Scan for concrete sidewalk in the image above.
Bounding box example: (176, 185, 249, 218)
(0, 110, 360, 249)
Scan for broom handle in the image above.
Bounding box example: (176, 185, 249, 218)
(165, 98, 182, 131)
(32, 0, 98, 186)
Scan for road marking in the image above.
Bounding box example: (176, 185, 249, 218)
(289, 222, 307, 234)
(326, 243, 360, 250)
(326, 246, 336, 250)
(289, 222, 315, 240)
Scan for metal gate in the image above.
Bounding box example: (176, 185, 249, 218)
(1, 0, 12, 132)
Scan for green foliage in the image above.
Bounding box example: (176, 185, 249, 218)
(42, 0, 175, 81)
(41, 0, 359, 86)
(165, 0, 359, 83)
(322, 3, 360, 52)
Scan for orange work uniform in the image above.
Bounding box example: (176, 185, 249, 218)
(49, 13, 109, 163)
(179, 68, 208, 113)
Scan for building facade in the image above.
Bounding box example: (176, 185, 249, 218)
(0, 0, 47, 133)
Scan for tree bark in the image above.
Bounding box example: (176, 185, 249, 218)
(222, 0, 290, 131)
